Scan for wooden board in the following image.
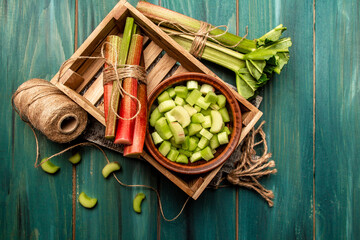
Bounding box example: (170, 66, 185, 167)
(315, 0, 360, 239)
(2, 0, 360, 239)
(158, 1, 237, 238)
(236, 0, 315, 239)
(75, 1, 160, 240)
(0, 0, 76, 239)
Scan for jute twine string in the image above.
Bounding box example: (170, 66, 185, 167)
(226, 121, 277, 207)
(35, 142, 190, 222)
(57, 41, 147, 121)
(158, 20, 249, 58)
(103, 64, 147, 85)
(11, 79, 88, 144)
(12, 43, 188, 221)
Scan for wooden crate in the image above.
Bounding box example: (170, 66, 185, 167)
(50, 0, 262, 200)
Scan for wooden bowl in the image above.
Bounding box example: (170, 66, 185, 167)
(145, 72, 242, 175)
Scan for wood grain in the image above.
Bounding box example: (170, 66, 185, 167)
(75, 1, 160, 239)
(0, 0, 76, 239)
(158, 0, 237, 239)
(237, 0, 314, 239)
(3, 0, 360, 239)
(315, 0, 360, 239)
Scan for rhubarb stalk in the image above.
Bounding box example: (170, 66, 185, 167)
(136, 1, 257, 53)
(123, 82, 147, 157)
(162, 27, 291, 99)
(105, 17, 134, 139)
(103, 35, 122, 122)
(114, 31, 144, 144)
(123, 54, 147, 156)
(136, 2, 292, 99)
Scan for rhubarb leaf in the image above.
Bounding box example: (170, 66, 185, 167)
(236, 73, 258, 99)
(257, 74, 270, 87)
(246, 59, 266, 80)
(273, 52, 290, 74)
(257, 24, 287, 46)
(264, 37, 292, 50)
(243, 49, 278, 60)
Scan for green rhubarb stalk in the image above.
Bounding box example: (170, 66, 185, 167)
(114, 31, 144, 145)
(162, 27, 292, 99)
(105, 17, 134, 139)
(104, 35, 122, 123)
(136, 1, 257, 53)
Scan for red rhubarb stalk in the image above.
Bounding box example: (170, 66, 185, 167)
(103, 35, 122, 122)
(123, 82, 147, 157)
(105, 17, 134, 140)
(114, 33, 144, 144)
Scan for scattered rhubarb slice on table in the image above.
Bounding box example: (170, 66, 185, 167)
(78, 192, 97, 209)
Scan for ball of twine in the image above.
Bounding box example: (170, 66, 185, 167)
(12, 78, 88, 143)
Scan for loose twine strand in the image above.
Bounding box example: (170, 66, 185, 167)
(57, 42, 147, 121)
(32, 141, 190, 221)
(12, 42, 187, 221)
(158, 21, 248, 58)
(226, 121, 277, 207)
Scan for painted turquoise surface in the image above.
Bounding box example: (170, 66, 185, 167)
(237, 0, 314, 239)
(159, 1, 237, 239)
(0, 0, 75, 239)
(315, 0, 360, 239)
(1, 0, 359, 239)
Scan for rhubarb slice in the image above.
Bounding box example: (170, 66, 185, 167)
(40, 158, 60, 174)
(68, 153, 81, 165)
(78, 192, 97, 209)
(102, 162, 121, 178)
(209, 110, 224, 133)
(169, 106, 191, 128)
(169, 122, 185, 144)
(133, 193, 146, 213)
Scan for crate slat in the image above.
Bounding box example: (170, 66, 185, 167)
(143, 41, 163, 69)
(83, 73, 104, 105)
(172, 65, 188, 75)
(147, 54, 177, 94)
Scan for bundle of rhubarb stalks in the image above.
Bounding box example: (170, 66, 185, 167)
(137, 2, 292, 99)
(103, 17, 147, 157)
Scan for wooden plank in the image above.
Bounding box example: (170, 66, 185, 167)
(0, 0, 75, 239)
(172, 65, 188, 75)
(75, 1, 159, 239)
(147, 53, 177, 95)
(144, 41, 163, 69)
(236, 0, 314, 239)
(158, 1, 237, 239)
(75, 27, 121, 93)
(82, 73, 104, 105)
(315, 1, 360, 239)
(59, 68, 84, 90)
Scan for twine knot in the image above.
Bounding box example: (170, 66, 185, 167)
(158, 21, 248, 58)
(56, 41, 147, 121)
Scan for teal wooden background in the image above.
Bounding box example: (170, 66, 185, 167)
(0, 0, 359, 239)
